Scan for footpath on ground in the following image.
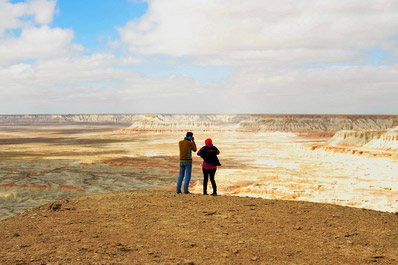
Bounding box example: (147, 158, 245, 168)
(1, 190, 398, 264)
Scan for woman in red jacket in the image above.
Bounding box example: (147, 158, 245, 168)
(197, 138, 221, 196)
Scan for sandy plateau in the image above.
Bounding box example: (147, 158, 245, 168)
(1, 121, 398, 221)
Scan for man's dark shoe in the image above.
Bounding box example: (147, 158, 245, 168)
(203, 193, 208, 195)
(176, 191, 182, 194)
(211, 193, 217, 196)
(184, 192, 191, 194)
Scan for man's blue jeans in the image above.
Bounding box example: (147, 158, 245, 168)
(176, 161, 192, 193)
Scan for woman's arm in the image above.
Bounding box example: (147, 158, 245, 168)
(197, 147, 203, 156)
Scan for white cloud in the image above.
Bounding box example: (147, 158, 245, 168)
(0, 0, 77, 65)
(221, 64, 398, 114)
(2, 52, 396, 114)
(27, 0, 56, 25)
(0, 0, 56, 36)
(116, 55, 145, 66)
(0, 0, 27, 35)
(119, 0, 398, 66)
(0, 25, 83, 64)
(0, 53, 215, 114)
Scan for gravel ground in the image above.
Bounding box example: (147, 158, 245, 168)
(1, 190, 398, 264)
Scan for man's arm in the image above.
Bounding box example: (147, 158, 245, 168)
(191, 140, 197, 152)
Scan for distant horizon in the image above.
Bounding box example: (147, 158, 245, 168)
(1, 113, 398, 116)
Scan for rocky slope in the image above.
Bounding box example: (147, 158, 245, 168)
(1, 190, 398, 265)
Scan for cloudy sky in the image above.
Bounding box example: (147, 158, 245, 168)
(0, 0, 397, 114)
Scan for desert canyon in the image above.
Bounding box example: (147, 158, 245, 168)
(1, 114, 398, 221)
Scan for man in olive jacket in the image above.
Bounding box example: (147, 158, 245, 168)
(176, 132, 197, 194)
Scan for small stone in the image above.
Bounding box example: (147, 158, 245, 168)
(178, 261, 195, 265)
(251, 256, 258, 261)
(119, 247, 133, 252)
(238, 240, 244, 244)
(49, 203, 62, 211)
(232, 249, 239, 254)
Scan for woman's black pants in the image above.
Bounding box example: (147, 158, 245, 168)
(202, 168, 217, 194)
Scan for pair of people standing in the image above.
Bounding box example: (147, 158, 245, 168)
(176, 132, 221, 195)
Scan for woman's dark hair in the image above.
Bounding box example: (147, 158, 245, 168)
(186, 132, 193, 137)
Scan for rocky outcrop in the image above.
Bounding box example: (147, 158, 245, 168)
(328, 127, 398, 150)
(366, 128, 398, 150)
(328, 130, 385, 146)
(127, 114, 215, 130)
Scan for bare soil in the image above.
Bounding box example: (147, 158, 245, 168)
(1, 190, 398, 265)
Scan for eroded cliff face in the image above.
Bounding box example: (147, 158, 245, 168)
(2, 114, 398, 132)
(328, 127, 398, 150)
(124, 114, 398, 132)
(367, 129, 398, 150)
(127, 114, 218, 130)
(237, 115, 398, 131)
(0, 114, 144, 123)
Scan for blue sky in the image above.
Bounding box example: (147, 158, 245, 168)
(53, 0, 148, 51)
(0, 0, 397, 114)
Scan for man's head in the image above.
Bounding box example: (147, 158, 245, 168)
(186, 132, 193, 138)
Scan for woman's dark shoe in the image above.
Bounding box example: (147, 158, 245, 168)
(203, 193, 208, 195)
(211, 193, 217, 196)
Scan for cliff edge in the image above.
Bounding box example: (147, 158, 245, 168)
(1, 190, 398, 264)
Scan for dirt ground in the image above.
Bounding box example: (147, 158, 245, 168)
(1, 190, 398, 265)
